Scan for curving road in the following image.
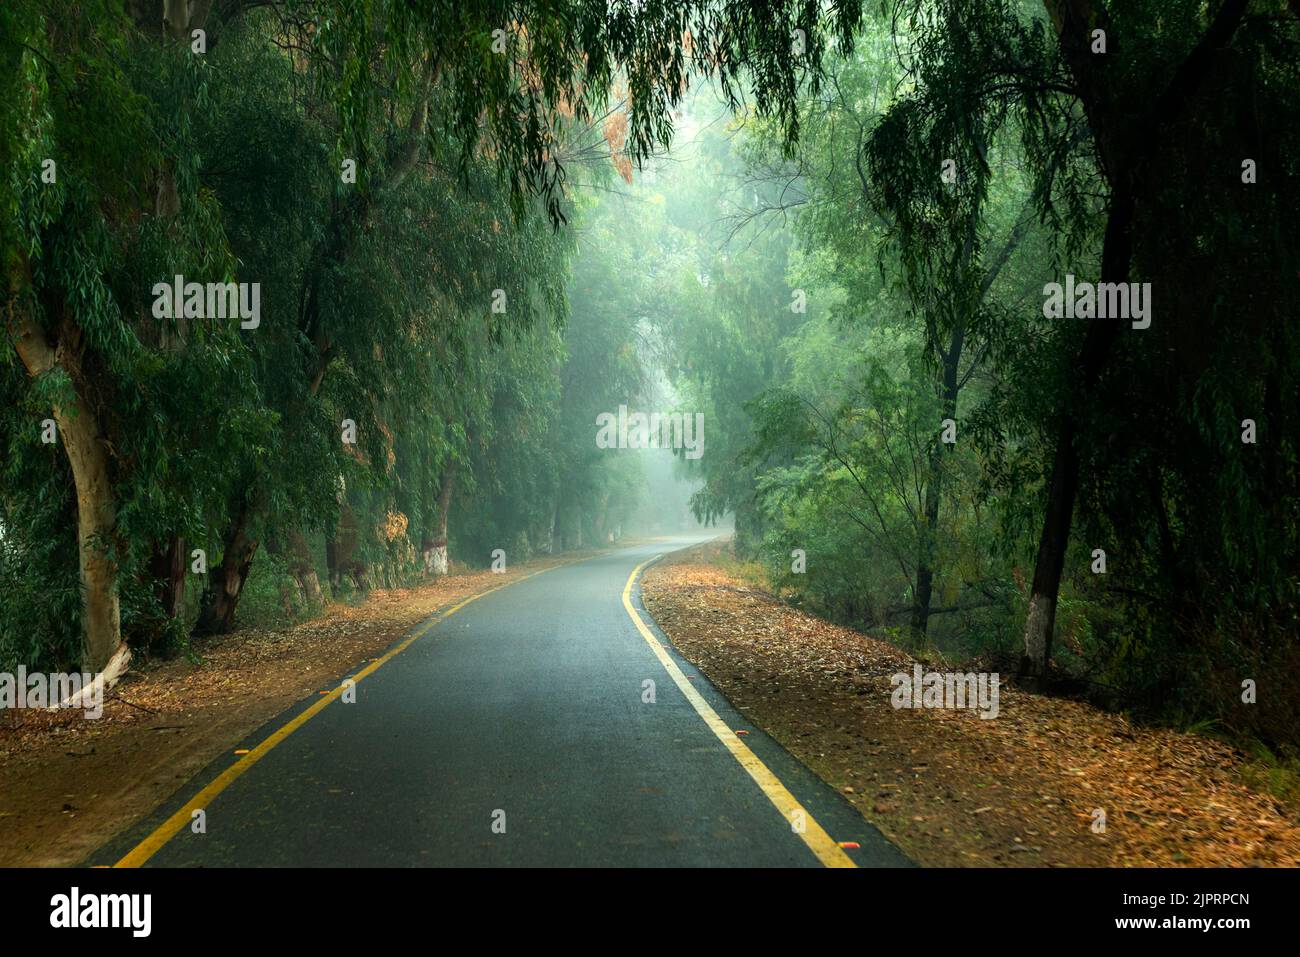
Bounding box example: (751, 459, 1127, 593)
(95, 537, 910, 868)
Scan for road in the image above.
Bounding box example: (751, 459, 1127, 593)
(96, 537, 910, 867)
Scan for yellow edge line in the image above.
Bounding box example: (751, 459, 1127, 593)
(621, 556, 856, 868)
(114, 561, 570, 868)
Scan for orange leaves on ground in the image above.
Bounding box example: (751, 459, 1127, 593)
(641, 542, 1300, 868)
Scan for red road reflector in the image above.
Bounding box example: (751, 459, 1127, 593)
(838, 841, 861, 849)
(734, 730, 750, 736)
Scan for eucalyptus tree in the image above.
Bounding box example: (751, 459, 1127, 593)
(1015, 0, 1299, 696)
(734, 31, 1049, 639)
(4, 1, 268, 675)
(861, 0, 1300, 722)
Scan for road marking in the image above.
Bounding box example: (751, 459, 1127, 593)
(621, 556, 857, 868)
(114, 562, 570, 868)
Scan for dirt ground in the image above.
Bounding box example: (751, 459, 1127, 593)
(0, 555, 579, 867)
(640, 540, 1300, 867)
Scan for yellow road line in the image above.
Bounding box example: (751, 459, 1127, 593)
(114, 561, 568, 868)
(621, 556, 857, 869)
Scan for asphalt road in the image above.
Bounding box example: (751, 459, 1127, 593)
(96, 537, 910, 867)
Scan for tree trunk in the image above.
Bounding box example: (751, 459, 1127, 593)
(326, 536, 342, 593)
(911, 478, 940, 638)
(263, 535, 298, 616)
(1020, 192, 1131, 682)
(59, 386, 121, 672)
(196, 499, 259, 634)
(55, 386, 121, 671)
(912, 322, 966, 638)
(426, 466, 455, 577)
(142, 535, 187, 651)
(287, 529, 324, 607)
(327, 501, 368, 592)
(156, 536, 187, 614)
(8, 276, 124, 674)
(1020, 423, 1079, 681)
(547, 497, 560, 554)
